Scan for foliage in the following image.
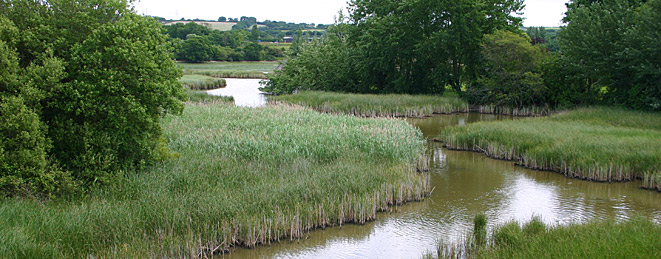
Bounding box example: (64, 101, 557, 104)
(441, 106, 661, 190)
(0, 103, 429, 257)
(175, 35, 213, 62)
(559, 0, 660, 110)
(0, 0, 184, 195)
(468, 30, 547, 108)
(265, 0, 524, 95)
(165, 23, 285, 62)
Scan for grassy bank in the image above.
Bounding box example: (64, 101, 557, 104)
(185, 90, 233, 103)
(430, 216, 661, 258)
(180, 75, 227, 90)
(271, 91, 469, 117)
(180, 61, 279, 79)
(440, 107, 661, 190)
(0, 102, 430, 257)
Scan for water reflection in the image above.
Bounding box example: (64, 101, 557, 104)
(219, 110, 661, 259)
(207, 78, 267, 107)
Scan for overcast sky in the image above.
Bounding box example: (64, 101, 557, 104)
(133, 0, 568, 27)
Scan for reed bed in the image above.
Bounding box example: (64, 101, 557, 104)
(0, 103, 430, 257)
(440, 107, 661, 191)
(186, 90, 234, 103)
(431, 216, 661, 258)
(180, 75, 227, 90)
(271, 91, 469, 117)
(475, 104, 554, 117)
(188, 70, 268, 79)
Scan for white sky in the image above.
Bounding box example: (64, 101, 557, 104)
(133, 0, 568, 27)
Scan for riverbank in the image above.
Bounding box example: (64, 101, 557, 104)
(0, 102, 430, 257)
(430, 216, 661, 258)
(270, 91, 469, 117)
(440, 107, 661, 191)
(180, 75, 227, 90)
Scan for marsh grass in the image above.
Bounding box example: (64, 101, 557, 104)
(180, 75, 227, 90)
(475, 104, 554, 117)
(431, 216, 660, 259)
(271, 91, 469, 117)
(186, 90, 233, 103)
(0, 103, 430, 257)
(441, 107, 661, 190)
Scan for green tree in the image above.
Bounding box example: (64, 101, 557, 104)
(623, 0, 661, 110)
(468, 30, 547, 108)
(266, 0, 524, 95)
(177, 35, 214, 62)
(250, 25, 260, 42)
(0, 0, 184, 194)
(559, 0, 643, 107)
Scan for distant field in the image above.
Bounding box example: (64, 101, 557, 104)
(179, 61, 279, 73)
(164, 21, 267, 31)
(179, 61, 280, 79)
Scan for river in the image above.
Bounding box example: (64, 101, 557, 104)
(210, 80, 661, 258)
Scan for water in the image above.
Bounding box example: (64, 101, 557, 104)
(207, 78, 267, 107)
(212, 81, 661, 258)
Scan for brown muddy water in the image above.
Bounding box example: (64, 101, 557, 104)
(213, 83, 661, 258)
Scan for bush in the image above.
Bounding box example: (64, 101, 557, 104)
(0, 1, 184, 195)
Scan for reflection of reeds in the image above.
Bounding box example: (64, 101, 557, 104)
(441, 107, 661, 191)
(0, 103, 430, 257)
(271, 91, 469, 117)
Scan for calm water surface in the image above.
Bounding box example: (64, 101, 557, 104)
(207, 78, 267, 107)
(213, 81, 661, 258)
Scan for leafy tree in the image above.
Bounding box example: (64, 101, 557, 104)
(623, 0, 661, 110)
(250, 25, 260, 42)
(0, 0, 184, 195)
(165, 22, 211, 40)
(468, 30, 547, 108)
(177, 35, 214, 62)
(218, 16, 226, 22)
(526, 27, 547, 45)
(559, 0, 660, 110)
(242, 42, 263, 61)
(266, 0, 524, 95)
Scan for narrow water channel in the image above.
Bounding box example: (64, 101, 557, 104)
(212, 82, 661, 258)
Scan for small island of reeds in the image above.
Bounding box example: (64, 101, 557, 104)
(440, 107, 661, 191)
(270, 91, 469, 117)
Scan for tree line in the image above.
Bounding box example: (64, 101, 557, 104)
(263, 0, 660, 111)
(164, 22, 286, 63)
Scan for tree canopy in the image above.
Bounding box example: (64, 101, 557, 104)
(0, 0, 184, 197)
(263, 0, 525, 95)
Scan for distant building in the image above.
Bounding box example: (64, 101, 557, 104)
(283, 36, 293, 43)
